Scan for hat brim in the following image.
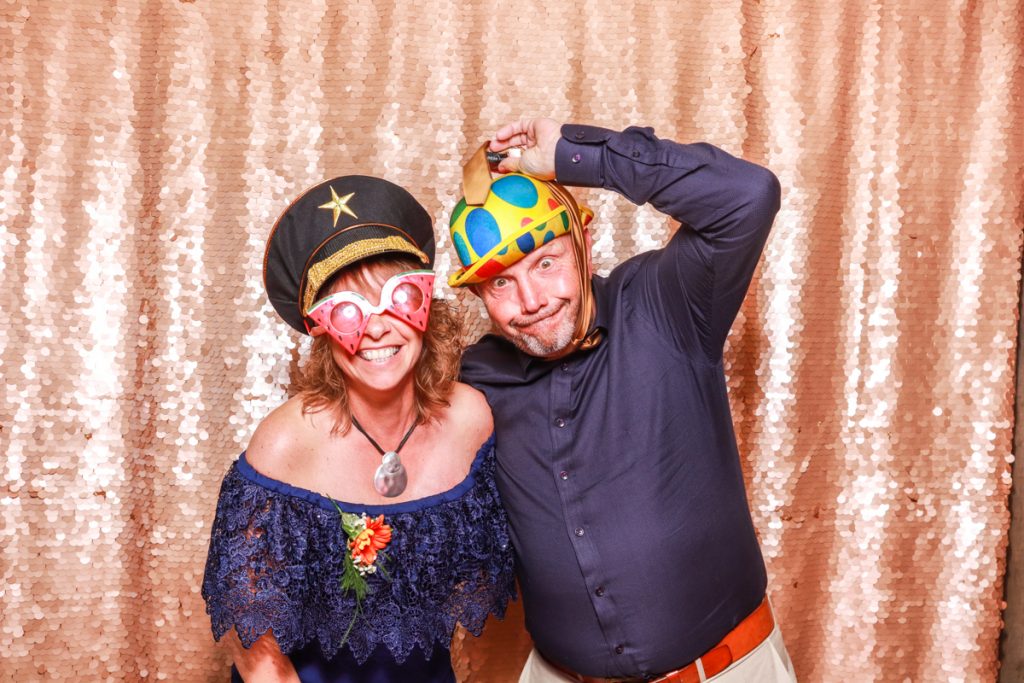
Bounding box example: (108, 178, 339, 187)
(448, 206, 593, 287)
(302, 225, 430, 315)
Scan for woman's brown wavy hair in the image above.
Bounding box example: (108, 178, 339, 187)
(293, 254, 463, 434)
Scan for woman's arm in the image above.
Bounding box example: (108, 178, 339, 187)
(225, 629, 302, 683)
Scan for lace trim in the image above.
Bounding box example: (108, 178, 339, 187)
(201, 436, 516, 665)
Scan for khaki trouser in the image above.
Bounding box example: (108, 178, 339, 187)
(519, 626, 797, 683)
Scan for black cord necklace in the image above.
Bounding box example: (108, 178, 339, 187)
(351, 415, 417, 497)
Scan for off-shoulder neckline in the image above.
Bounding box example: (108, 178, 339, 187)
(234, 433, 496, 515)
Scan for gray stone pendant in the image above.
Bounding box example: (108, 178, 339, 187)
(373, 451, 407, 497)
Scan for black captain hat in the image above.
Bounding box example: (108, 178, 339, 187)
(263, 175, 436, 334)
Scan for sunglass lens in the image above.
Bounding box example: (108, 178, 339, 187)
(331, 301, 364, 334)
(391, 282, 424, 315)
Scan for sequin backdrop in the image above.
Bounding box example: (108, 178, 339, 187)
(2, 0, 1023, 681)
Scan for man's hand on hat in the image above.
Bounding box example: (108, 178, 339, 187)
(489, 117, 560, 180)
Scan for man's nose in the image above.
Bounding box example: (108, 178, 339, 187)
(517, 278, 545, 314)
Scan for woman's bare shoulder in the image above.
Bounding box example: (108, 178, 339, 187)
(245, 396, 322, 477)
(443, 382, 493, 446)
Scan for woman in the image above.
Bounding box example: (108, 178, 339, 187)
(202, 175, 515, 682)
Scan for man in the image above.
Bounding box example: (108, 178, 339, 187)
(450, 117, 794, 683)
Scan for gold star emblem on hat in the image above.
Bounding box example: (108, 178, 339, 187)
(318, 186, 358, 227)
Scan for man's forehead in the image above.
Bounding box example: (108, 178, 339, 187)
(491, 235, 570, 278)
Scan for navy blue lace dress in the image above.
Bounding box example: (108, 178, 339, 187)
(202, 435, 515, 682)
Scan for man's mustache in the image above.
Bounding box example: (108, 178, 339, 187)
(510, 301, 565, 329)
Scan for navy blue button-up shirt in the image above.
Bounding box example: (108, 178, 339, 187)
(461, 124, 781, 677)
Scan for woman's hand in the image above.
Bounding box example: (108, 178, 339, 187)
(225, 629, 302, 683)
(489, 117, 561, 180)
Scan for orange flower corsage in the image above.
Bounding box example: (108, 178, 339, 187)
(349, 514, 393, 568)
(330, 505, 395, 645)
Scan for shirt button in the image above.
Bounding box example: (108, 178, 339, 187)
(571, 153, 581, 164)
(595, 586, 605, 597)
(615, 644, 624, 655)
(632, 150, 640, 158)
(574, 527, 584, 537)
(559, 471, 569, 480)
(554, 417, 566, 428)
(561, 362, 570, 372)
(575, 130, 585, 140)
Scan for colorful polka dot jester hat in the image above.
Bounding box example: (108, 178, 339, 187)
(448, 165, 593, 288)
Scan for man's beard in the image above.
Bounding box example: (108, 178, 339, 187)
(505, 297, 580, 358)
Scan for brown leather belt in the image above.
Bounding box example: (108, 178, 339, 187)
(548, 598, 775, 683)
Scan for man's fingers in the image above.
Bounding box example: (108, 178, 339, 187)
(492, 121, 524, 143)
(489, 117, 557, 177)
(496, 156, 520, 174)
(489, 131, 532, 152)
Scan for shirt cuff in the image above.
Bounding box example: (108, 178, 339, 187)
(555, 124, 611, 187)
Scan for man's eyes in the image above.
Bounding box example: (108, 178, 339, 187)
(486, 255, 556, 292)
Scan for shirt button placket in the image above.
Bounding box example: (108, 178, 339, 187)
(554, 356, 607, 659)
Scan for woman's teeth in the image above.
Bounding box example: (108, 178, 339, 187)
(358, 346, 399, 362)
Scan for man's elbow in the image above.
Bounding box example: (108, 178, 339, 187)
(734, 164, 781, 233)
(748, 165, 781, 216)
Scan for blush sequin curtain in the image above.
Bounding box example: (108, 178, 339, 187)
(2, 1, 1023, 681)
